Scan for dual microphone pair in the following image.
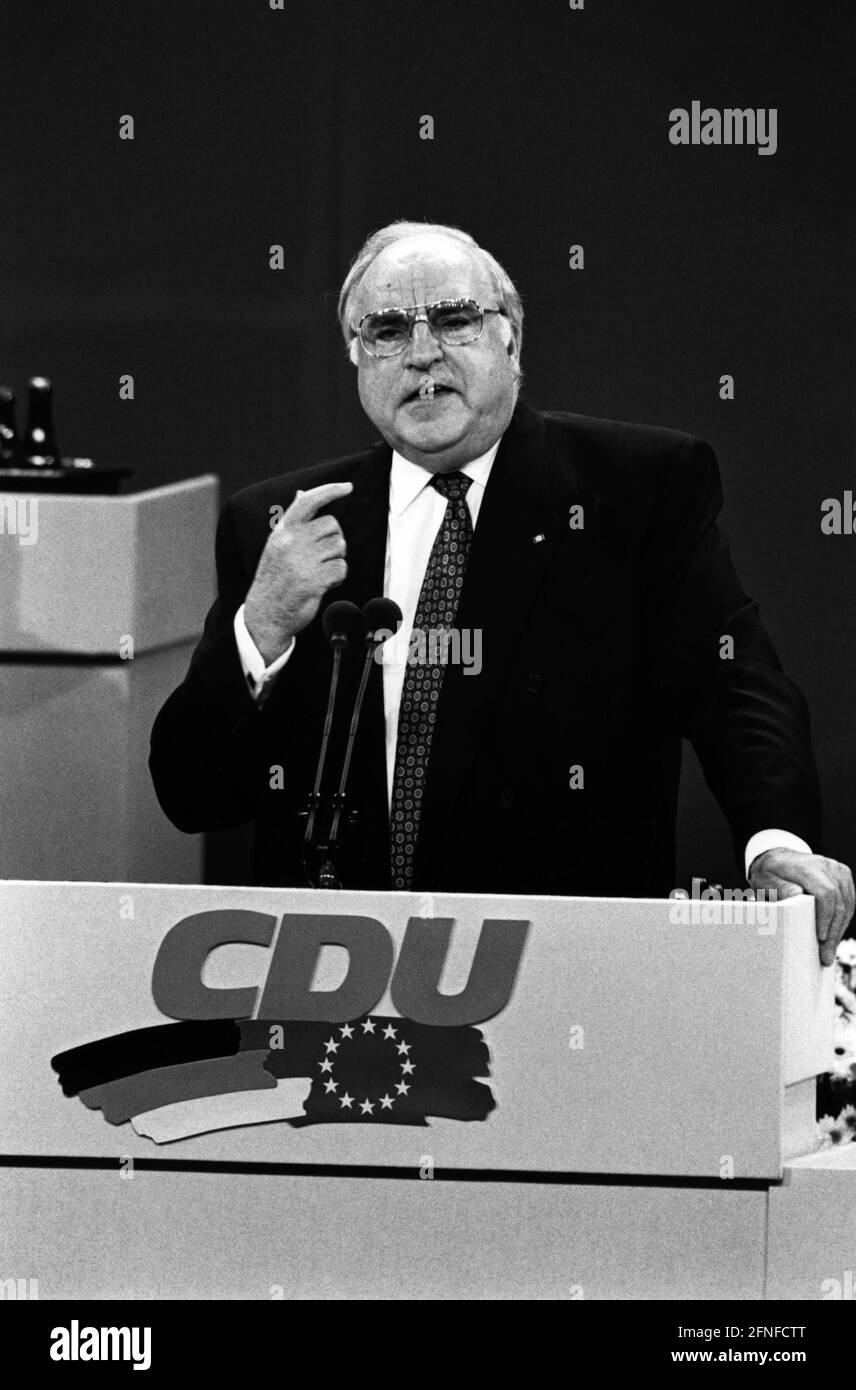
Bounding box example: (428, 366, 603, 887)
(301, 596, 402, 889)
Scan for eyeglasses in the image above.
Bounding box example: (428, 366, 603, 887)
(353, 298, 506, 358)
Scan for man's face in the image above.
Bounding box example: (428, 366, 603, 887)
(349, 235, 520, 472)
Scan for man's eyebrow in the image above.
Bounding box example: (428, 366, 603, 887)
(365, 295, 477, 310)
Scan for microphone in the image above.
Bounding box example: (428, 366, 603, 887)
(319, 596, 402, 887)
(362, 595, 403, 642)
(301, 600, 363, 859)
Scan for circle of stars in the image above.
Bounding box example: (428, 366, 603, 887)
(317, 1016, 416, 1115)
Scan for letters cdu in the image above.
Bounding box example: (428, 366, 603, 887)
(151, 910, 530, 1027)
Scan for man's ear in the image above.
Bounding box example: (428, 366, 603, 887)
(500, 315, 520, 367)
(348, 337, 360, 366)
(505, 331, 522, 380)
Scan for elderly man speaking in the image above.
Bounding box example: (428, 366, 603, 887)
(149, 220, 852, 964)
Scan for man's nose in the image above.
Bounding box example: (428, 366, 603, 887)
(402, 320, 444, 367)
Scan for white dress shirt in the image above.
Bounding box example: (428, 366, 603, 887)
(232, 445, 810, 879)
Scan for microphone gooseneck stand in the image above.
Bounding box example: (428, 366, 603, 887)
(301, 600, 362, 885)
(302, 596, 402, 889)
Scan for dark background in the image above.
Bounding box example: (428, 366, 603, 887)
(3, 0, 853, 888)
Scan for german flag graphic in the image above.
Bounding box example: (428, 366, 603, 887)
(51, 1016, 495, 1144)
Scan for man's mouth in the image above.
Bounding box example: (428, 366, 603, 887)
(403, 381, 456, 404)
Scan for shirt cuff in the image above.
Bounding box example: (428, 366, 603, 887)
(744, 829, 812, 880)
(233, 604, 295, 704)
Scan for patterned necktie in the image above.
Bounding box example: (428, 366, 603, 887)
(390, 471, 474, 890)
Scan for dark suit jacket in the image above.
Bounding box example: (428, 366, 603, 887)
(149, 401, 822, 895)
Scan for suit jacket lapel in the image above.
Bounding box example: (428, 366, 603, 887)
(329, 438, 391, 606)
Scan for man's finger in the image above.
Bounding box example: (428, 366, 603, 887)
(823, 865, 852, 960)
(750, 868, 802, 899)
(813, 880, 838, 943)
(820, 901, 845, 966)
(288, 481, 353, 521)
(321, 557, 348, 587)
(839, 864, 855, 927)
(317, 534, 347, 560)
(305, 515, 344, 542)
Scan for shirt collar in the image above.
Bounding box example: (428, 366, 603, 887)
(389, 438, 502, 517)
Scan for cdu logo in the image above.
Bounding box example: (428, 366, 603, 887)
(52, 912, 529, 1145)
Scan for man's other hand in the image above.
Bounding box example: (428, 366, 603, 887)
(749, 848, 854, 966)
(244, 481, 353, 664)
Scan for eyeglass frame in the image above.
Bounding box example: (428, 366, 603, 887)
(351, 297, 508, 358)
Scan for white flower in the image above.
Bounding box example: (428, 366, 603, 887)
(836, 939, 856, 968)
(839, 1104, 856, 1136)
(817, 1114, 853, 1147)
(829, 1015, 856, 1079)
(836, 979, 856, 1018)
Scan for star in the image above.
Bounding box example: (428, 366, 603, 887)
(379, 1094, 394, 1110)
(319, 1059, 333, 1073)
(339, 1092, 354, 1109)
(324, 1079, 338, 1094)
(361, 1018, 376, 1034)
(401, 1060, 415, 1075)
(339, 1024, 354, 1039)
(396, 1081, 410, 1096)
(396, 1041, 411, 1055)
(360, 1098, 375, 1115)
(383, 1024, 398, 1040)
(324, 1037, 339, 1054)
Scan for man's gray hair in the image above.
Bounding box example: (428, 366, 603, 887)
(337, 220, 524, 355)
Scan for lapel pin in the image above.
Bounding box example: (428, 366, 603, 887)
(532, 533, 546, 544)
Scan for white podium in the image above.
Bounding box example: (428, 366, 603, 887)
(0, 478, 217, 882)
(0, 882, 848, 1300)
